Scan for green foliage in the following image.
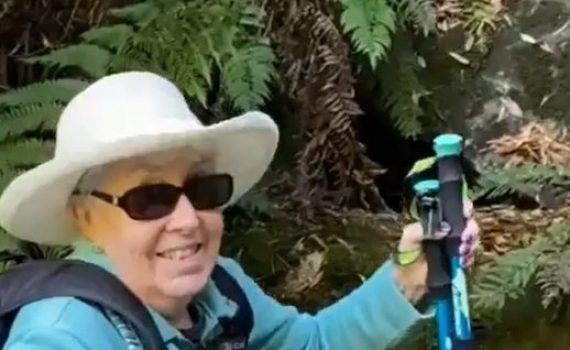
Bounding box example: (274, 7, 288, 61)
(537, 248, 570, 312)
(338, 0, 397, 69)
(17, 241, 73, 260)
(388, 0, 437, 36)
(0, 104, 63, 140)
(378, 32, 430, 139)
(471, 243, 542, 321)
(471, 162, 570, 322)
(0, 79, 86, 193)
(6, 0, 277, 116)
(462, 0, 499, 52)
(222, 44, 277, 111)
(23, 44, 112, 78)
(109, 1, 159, 24)
(0, 79, 89, 107)
(473, 163, 570, 201)
(80, 24, 135, 50)
(0, 139, 54, 169)
(235, 186, 279, 218)
(471, 219, 570, 323)
(108, 0, 277, 111)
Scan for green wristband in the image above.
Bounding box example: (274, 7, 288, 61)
(392, 249, 423, 266)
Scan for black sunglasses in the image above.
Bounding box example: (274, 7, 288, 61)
(72, 174, 233, 220)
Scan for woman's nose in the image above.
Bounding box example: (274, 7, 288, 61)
(166, 194, 199, 232)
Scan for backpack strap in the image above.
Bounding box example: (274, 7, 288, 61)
(0, 259, 166, 350)
(211, 264, 253, 349)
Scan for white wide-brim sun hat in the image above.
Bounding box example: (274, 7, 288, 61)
(0, 71, 279, 245)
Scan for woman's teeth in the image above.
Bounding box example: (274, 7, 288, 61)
(159, 244, 202, 260)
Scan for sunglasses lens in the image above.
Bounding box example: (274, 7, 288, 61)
(122, 184, 180, 220)
(186, 174, 233, 210)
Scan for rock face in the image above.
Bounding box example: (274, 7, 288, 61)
(416, 0, 570, 173)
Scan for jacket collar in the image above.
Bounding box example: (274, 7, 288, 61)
(66, 239, 238, 344)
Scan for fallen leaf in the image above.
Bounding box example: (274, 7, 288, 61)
(500, 96, 523, 119)
(465, 34, 475, 51)
(282, 251, 325, 295)
(448, 51, 470, 65)
(539, 42, 555, 54)
(520, 33, 538, 44)
(417, 55, 427, 68)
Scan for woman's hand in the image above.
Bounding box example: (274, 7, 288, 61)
(393, 199, 480, 304)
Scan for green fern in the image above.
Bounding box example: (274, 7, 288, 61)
(0, 168, 25, 193)
(22, 44, 112, 78)
(18, 241, 73, 260)
(388, 0, 437, 36)
(0, 139, 54, 169)
(473, 163, 570, 200)
(462, 0, 499, 52)
(108, 0, 276, 111)
(0, 79, 88, 107)
(0, 104, 63, 140)
(537, 248, 570, 313)
(109, 1, 160, 25)
(80, 24, 135, 51)
(222, 44, 277, 111)
(471, 246, 541, 321)
(471, 219, 570, 322)
(338, 0, 396, 69)
(378, 32, 429, 139)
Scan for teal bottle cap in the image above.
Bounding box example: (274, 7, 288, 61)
(413, 179, 439, 195)
(434, 133, 463, 157)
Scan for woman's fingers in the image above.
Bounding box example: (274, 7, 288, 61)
(463, 198, 474, 219)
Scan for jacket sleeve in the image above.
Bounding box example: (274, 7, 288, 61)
(4, 328, 91, 350)
(218, 257, 434, 350)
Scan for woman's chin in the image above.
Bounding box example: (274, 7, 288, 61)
(160, 271, 210, 298)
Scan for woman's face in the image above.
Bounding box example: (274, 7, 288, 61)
(75, 149, 224, 306)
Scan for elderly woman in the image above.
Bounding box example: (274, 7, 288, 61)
(0, 72, 479, 350)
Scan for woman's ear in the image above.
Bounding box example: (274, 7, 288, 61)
(67, 197, 92, 233)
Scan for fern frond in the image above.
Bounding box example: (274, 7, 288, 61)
(234, 186, 278, 218)
(0, 79, 87, 107)
(462, 0, 499, 51)
(222, 43, 277, 111)
(0, 139, 54, 169)
(109, 1, 160, 25)
(537, 247, 570, 311)
(378, 34, 428, 139)
(0, 231, 20, 253)
(110, 0, 253, 108)
(22, 44, 112, 78)
(239, 3, 267, 29)
(0, 104, 63, 141)
(471, 219, 570, 322)
(80, 24, 135, 51)
(0, 168, 24, 193)
(471, 244, 541, 321)
(389, 0, 437, 36)
(473, 163, 570, 200)
(339, 0, 396, 69)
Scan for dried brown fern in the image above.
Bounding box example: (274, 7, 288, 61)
(0, 0, 130, 88)
(269, 0, 386, 217)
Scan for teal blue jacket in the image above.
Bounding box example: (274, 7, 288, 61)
(4, 241, 433, 349)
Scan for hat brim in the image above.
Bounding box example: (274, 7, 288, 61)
(0, 112, 278, 245)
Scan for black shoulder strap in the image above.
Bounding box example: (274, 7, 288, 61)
(0, 259, 167, 350)
(211, 264, 254, 346)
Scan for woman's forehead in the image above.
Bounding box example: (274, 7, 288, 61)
(104, 148, 206, 190)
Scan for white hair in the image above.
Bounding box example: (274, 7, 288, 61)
(75, 164, 110, 193)
(73, 148, 215, 195)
